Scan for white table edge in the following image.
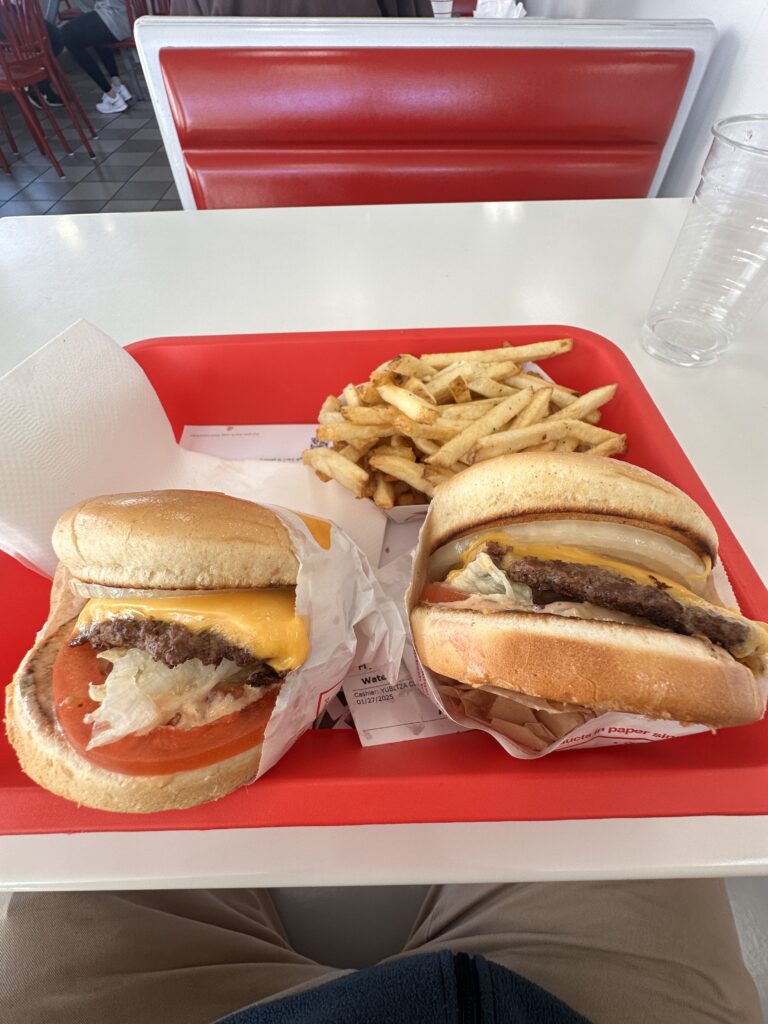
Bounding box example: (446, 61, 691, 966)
(2, 817, 768, 889)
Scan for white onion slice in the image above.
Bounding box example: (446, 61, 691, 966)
(68, 581, 251, 600)
(428, 519, 710, 594)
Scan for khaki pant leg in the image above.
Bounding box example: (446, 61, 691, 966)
(390, 879, 761, 1024)
(0, 889, 347, 1024)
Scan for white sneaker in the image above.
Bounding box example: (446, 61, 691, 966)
(96, 93, 127, 114)
(113, 82, 132, 103)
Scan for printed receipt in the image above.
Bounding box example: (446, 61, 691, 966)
(344, 551, 464, 746)
(342, 647, 462, 746)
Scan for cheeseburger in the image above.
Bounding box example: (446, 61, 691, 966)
(6, 490, 319, 813)
(410, 454, 767, 738)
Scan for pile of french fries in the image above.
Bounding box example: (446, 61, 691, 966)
(302, 339, 627, 510)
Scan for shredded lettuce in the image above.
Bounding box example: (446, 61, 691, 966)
(84, 649, 270, 749)
(448, 552, 533, 604)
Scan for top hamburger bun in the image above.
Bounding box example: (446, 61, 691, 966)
(52, 490, 298, 590)
(421, 453, 719, 561)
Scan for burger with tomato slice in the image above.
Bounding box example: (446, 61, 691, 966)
(6, 490, 317, 812)
(410, 453, 767, 739)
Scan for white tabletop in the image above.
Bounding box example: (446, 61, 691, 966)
(2, 198, 767, 888)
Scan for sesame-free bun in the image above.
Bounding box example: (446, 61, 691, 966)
(52, 490, 298, 590)
(423, 453, 719, 561)
(6, 623, 273, 814)
(411, 604, 763, 730)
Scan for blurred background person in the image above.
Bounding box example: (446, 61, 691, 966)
(60, 1, 133, 114)
(171, 0, 433, 17)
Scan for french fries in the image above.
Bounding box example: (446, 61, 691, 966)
(426, 390, 533, 469)
(438, 398, 504, 420)
(393, 415, 458, 442)
(372, 354, 435, 381)
(342, 384, 362, 408)
(587, 434, 628, 457)
(369, 454, 436, 499)
(420, 339, 572, 367)
(370, 443, 416, 461)
(545, 384, 617, 424)
(372, 474, 396, 509)
(510, 386, 552, 428)
(302, 339, 627, 509)
(471, 419, 627, 462)
(302, 448, 369, 498)
(449, 377, 472, 404)
(336, 440, 377, 462)
(376, 382, 437, 424)
(318, 395, 344, 425)
(505, 373, 601, 425)
(341, 406, 398, 425)
(467, 377, 513, 399)
(316, 423, 394, 444)
(470, 420, 577, 461)
(554, 436, 580, 453)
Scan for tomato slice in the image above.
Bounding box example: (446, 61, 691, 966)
(52, 641, 277, 777)
(420, 582, 472, 604)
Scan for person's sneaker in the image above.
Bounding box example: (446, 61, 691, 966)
(113, 82, 132, 103)
(96, 93, 127, 114)
(24, 85, 64, 109)
(23, 87, 43, 110)
(42, 85, 63, 107)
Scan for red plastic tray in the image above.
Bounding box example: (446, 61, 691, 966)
(2, 324, 767, 836)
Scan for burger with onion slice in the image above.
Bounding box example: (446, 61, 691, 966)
(6, 490, 320, 812)
(410, 454, 767, 736)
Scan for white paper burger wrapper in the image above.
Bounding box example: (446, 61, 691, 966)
(405, 504, 768, 760)
(0, 321, 405, 779)
(258, 505, 404, 776)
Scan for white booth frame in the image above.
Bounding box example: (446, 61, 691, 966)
(135, 16, 715, 211)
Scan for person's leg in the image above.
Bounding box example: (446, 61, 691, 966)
(73, 14, 128, 96)
(93, 41, 120, 84)
(45, 19, 64, 58)
(388, 880, 761, 1024)
(91, 35, 133, 106)
(23, 21, 65, 106)
(0, 889, 347, 1024)
(60, 12, 116, 94)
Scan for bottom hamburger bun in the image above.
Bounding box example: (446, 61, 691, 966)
(6, 624, 267, 814)
(410, 604, 763, 730)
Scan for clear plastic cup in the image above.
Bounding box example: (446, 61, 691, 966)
(641, 115, 768, 367)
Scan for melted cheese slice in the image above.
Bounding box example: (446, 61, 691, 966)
(296, 513, 331, 550)
(452, 533, 710, 606)
(75, 590, 308, 673)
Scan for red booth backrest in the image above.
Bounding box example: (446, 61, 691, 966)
(160, 46, 693, 209)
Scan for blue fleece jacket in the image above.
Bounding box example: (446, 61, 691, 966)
(217, 951, 590, 1023)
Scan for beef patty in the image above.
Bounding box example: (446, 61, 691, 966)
(70, 618, 282, 681)
(486, 551, 749, 652)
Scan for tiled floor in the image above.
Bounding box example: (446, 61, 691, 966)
(0, 63, 181, 217)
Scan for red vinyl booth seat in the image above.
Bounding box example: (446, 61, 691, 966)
(160, 46, 694, 209)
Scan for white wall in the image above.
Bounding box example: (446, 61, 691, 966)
(526, 0, 768, 196)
